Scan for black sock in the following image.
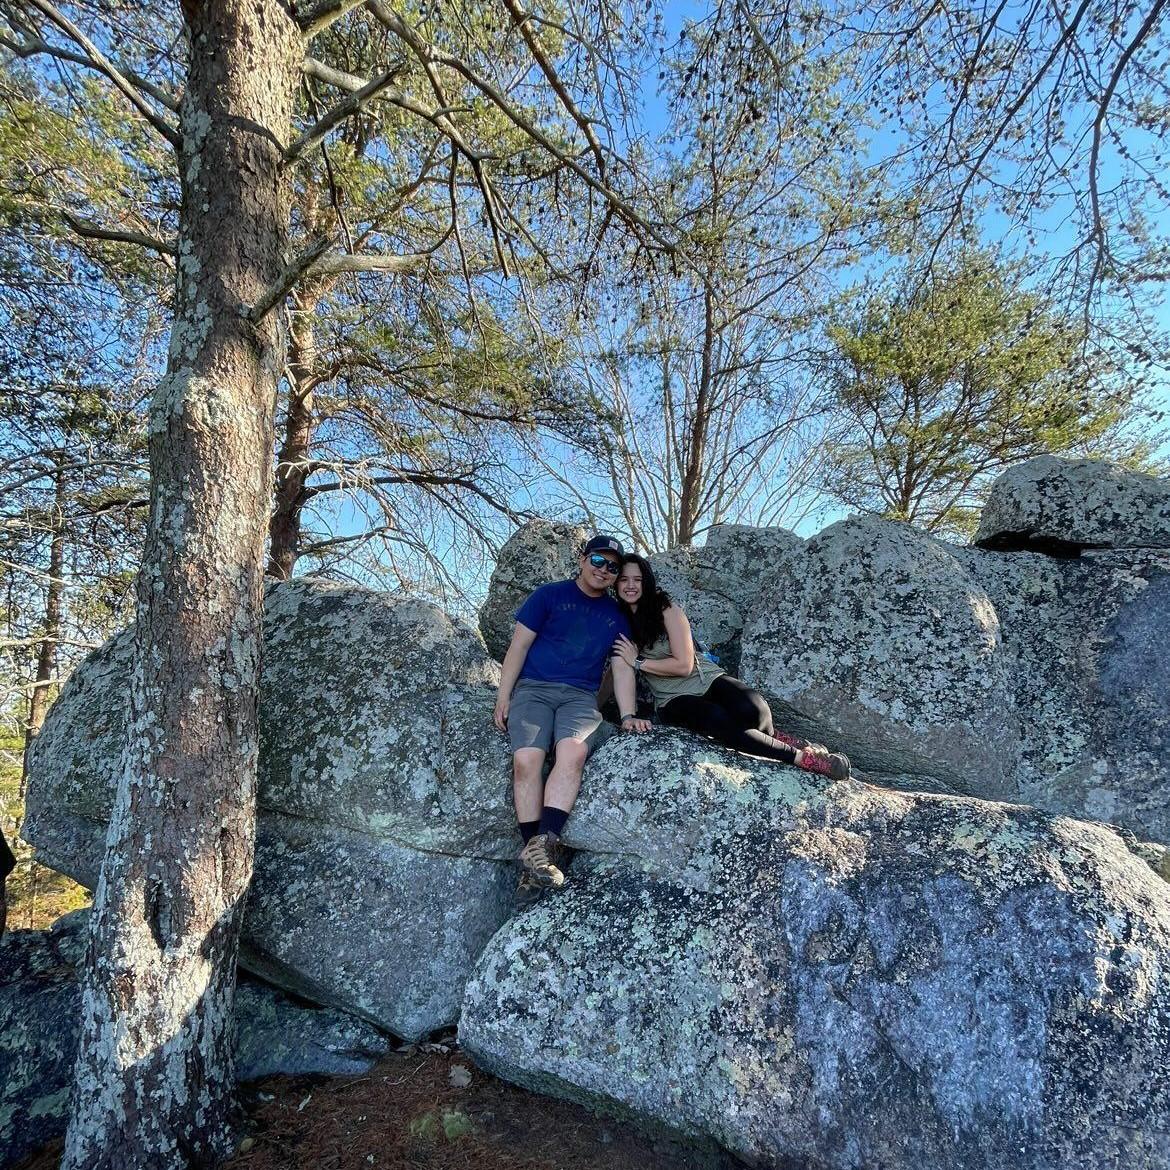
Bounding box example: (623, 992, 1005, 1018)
(539, 806, 569, 838)
(518, 819, 541, 844)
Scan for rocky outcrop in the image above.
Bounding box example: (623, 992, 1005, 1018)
(740, 516, 1016, 797)
(702, 521, 804, 582)
(461, 733, 1170, 1170)
(974, 455, 1170, 552)
(479, 519, 588, 659)
(0, 910, 391, 1168)
(23, 580, 519, 1039)
(961, 544, 1170, 843)
(738, 512, 1170, 844)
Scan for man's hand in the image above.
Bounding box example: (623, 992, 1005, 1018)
(621, 715, 652, 733)
(612, 634, 638, 668)
(493, 695, 510, 732)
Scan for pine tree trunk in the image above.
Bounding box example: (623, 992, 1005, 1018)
(267, 275, 332, 580)
(63, 5, 300, 1167)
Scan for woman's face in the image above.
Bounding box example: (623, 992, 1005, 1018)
(617, 563, 643, 606)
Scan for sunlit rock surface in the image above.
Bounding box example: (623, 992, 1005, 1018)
(0, 910, 391, 1168)
(462, 733, 1170, 1170)
(960, 544, 1170, 842)
(740, 515, 1017, 797)
(974, 455, 1170, 552)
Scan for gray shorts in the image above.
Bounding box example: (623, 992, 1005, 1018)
(508, 679, 603, 753)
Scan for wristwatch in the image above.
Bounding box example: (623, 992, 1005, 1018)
(634, 657, 645, 672)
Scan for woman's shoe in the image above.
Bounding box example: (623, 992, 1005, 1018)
(796, 747, 851, 780)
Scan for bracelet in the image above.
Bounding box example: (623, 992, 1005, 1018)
(620, 712, 636, 722)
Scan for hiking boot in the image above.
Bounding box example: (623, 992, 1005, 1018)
(515, 867, 544, 909)
(519, 832, 566, 888)
(797, 747, 851, 781)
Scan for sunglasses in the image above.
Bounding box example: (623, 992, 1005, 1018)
(587, 553, 621, 574)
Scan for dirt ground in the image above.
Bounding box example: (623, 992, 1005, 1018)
(18, 1042, 742, 1170)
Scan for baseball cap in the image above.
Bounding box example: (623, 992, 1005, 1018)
(582, 534, 625, 558)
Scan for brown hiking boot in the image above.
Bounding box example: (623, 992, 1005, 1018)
(797, 746, 851, 781)
(515, 867, 544, 909)
(519, 832, 566, 889)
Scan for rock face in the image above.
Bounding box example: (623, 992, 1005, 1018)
(702, 521, 804, 581)
(0, 911, 391, 1169)
(23, 580, 519, 1038)
(962, 544, 1170, 843)
(741, 516, 1016, 797)
(461, 733, 1170, 1170)
(974, 455, 1170, 552)
(479, 519, 588, 659)
(739, 509, 1170, 845)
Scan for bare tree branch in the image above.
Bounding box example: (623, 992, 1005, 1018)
(16, 0, 180, 146)
(61, 211, 177, 257)
(286, 61, 407, 161)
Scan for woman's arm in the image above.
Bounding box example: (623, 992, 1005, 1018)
(611, 657, 651, 732)
(612, 605, 695, 678)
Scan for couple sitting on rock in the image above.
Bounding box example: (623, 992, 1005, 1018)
(492, 534, 850, 903)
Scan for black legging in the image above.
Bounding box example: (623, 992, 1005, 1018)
(658, 674, 808, 763)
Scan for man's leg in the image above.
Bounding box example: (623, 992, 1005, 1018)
(517, 735, 587, 891)
(542, 736, 590, 830)
(512, 747, 546, 844)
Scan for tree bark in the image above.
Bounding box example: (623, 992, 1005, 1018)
(63, 4, 300, 1167)
(267, 273, 332, 580)
(675, 283, 716, 546)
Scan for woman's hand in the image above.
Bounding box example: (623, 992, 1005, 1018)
(621, 714, 652, 733)
(611, 634, 638, 668)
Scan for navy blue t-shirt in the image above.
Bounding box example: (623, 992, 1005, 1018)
(516, 579, 630, 692)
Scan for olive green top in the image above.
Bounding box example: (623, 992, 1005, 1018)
(641, 628, 724, 708)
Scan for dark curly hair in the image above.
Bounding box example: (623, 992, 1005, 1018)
(616, 554, 673, 651)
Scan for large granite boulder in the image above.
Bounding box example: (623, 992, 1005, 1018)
(23, 580, 518, 1038)
(461, 733, 1170, 1170)
(740, 516, 1017, 797)
(479, 519, 588, 659)
(974, 455, 1170, 552)
(702, 522, 804, 584)
(0, 911, 391, 1169)
(959, 544, 1170, 843)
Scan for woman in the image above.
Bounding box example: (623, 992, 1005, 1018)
(611, 554, 851, 779)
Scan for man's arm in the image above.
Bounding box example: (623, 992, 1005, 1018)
(493, 622, 538, 731)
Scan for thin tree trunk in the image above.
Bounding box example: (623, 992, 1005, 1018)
(675, 283, 716, 545)
(267, 275, 331, 580)
(22, 454, 66, 796)
(63, 5, 300, 1167)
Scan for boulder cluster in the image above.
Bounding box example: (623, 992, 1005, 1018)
(6, 455, 1170, 1170)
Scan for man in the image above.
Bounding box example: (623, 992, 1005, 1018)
(493, 534, 645, 901)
